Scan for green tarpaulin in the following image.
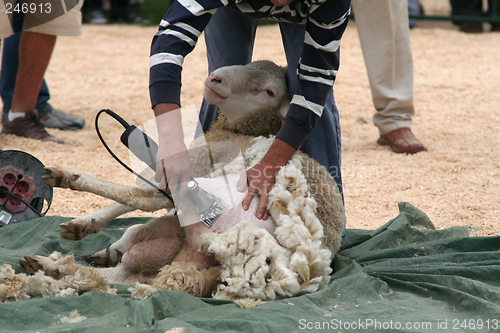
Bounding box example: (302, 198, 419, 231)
(1, 202, 499, 332)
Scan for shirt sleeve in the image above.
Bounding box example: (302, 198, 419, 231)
(276, 3, 350, 149)
(149, 0, 232, 108)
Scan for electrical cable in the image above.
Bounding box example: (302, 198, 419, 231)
(0, 188, 45, 217)
(94, 109, 174, 204)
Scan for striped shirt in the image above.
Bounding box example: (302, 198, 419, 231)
(150, 0, 351, 149)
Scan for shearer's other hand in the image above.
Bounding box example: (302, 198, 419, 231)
(237, 138, 296, 220)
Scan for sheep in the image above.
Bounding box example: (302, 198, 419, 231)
(13, 60, 345, 303)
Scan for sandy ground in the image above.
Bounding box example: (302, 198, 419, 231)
(1, 21, 499, 236)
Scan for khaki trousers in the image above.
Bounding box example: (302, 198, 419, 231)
(351, 0, 415, 135)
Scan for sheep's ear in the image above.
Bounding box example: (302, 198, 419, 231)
(278, 101, 290, 123)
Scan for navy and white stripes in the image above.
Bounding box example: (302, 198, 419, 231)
(150, 0, 350, 149)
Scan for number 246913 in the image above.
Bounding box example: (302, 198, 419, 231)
(5, 2, 52, 14)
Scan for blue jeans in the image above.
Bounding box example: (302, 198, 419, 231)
(0, 12, 51, 119)
(199, 8, 343, 195)
(408, 0, 422, 28)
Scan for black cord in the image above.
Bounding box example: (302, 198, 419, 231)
(99, 109, 130, 129)
(0, 188, 44, 217)
(94, 109, 174, 203)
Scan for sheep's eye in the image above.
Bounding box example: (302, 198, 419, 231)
(266, 90, 275, 97)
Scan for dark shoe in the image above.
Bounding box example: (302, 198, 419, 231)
(1, 109, 64, 144)
(491, 24, 500, 32)
(39, 104, 85, 131)
(459, 22, 484, 33)
(377, 128, 427, 154)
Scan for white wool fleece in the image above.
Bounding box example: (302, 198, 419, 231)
(199, 137, 334, 300)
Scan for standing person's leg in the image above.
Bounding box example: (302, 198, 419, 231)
(10, 32, 55, 114)
(450, 0, 484, 33)
(279, 22, 343, 196)
(352, 0, 414, 134)
(199, 8, 258, 133)
(407, 0, 423, 28)
(0, 12, 51, 120)
(82, 0, 108, 24)
(351, 0, 426, 154)
(1, 0, 84, 143)
(450, 0, 483, 16)
(488, 0, 500, 31)
(0, 11, 84, 129)
(0, 32, 22, 118)
(1, 31, 63, 143)
(0, 35, 52, 118)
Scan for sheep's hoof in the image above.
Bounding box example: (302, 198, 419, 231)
(42, 167, 79, 189)
(19, 256, 43, 275)
(86, 244, 123, 267)
(60, 221, 86, 241)
(86, 254, 110, 267)
(20, 255, 64, 279)
(60, 219, 98, 241)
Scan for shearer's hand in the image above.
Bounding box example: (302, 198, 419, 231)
(237, 138, 296, 220)
(153, 103, 192, 197)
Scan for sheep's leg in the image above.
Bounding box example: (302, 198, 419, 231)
(42, 167, 174, 211)
(19, 253, 113, 294)
(146, 230, 221, 297)
(60, 202, 137, 241)
(120, 216, 184, 275)
(19, 252, 75, 279)
(153, 263, 220, 298)
(19, 255, 51, 276)
(19, 252, 143, 286)
(86, 223, 143, 267)
(87, 216, 184, 273)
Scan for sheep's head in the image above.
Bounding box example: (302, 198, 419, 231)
(203, 60, 291, 136)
